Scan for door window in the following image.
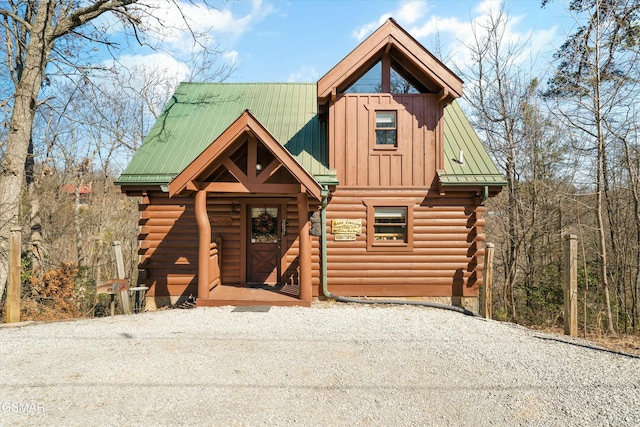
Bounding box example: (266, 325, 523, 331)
(251, 207, 278, 243)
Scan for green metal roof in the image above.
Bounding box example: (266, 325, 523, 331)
(117, 82, 333, 186)
(439, 101, 506, 187)
(118, 83, 504, 189)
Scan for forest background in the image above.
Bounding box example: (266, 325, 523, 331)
(0, 1, 639, 348)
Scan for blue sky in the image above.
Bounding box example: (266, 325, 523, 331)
(115, 0, 573, 87)
(228, 0, 568, 83)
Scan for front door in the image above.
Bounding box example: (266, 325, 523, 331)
(247, 205, 280, 284)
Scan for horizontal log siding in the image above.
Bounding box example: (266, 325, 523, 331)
(139, 193, 245, 297)
(139, 194, 310, 298)
(208, 199, 242, 286)
(285, 201, 322, 287)
(329, 94, 438, 188)
(138, 193, 197, 297)
(320, 189, 485, 297)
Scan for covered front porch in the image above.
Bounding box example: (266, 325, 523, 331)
(167, 111, 322, 307)
(196, 284, 310, 307)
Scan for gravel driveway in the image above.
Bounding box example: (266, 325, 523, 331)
(1, 303, 639, 426)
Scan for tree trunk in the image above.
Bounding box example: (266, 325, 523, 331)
(75, 179, 85, 269)
(592, 12, 616, 335)
(26, 136, 45, 276)
(0, 3, 53, 300)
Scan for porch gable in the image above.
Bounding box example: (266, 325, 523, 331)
(169, 110, 323, 201)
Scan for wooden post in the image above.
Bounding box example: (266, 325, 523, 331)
(112, 241, 131, 315)
(481, 243, 495, 319)
(6, 227, 22, 323)
(564, 234, 578, 337)
(195, 189, 210, 300)
(297, 192, 312, 302)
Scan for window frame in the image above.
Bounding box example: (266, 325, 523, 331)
(364, 104, 405, 152)
(375, 111, 397, 147)
(364, 200, 414, 252)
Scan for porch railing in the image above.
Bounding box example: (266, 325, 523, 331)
(209, 236, 223, 291)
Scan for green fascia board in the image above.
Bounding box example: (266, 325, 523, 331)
(440, 101, 506, 187)
(117, 82, 334, 186)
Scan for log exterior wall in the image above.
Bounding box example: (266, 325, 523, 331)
(138, 192, 307, 300)
(317, 189, 485, 298)
(319, 91, 486, 298)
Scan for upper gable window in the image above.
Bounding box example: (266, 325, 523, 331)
(344, 60, 421, 94)
(345, 62, 382, 93)
(390, 67, 420, 94)
(375, 111, 397, 146)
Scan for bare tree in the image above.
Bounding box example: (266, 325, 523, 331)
(460, 6, 533, 321)
(543, 0, 640, 334)
(0, 0, 226, 302)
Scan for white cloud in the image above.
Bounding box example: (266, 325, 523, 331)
(404, 0, 557, 70)
(129, 0, 273, 53)
(352, 0, 429, 41)
(410, 15, 466, 39)
(223, 50, 239, 65)
(352, 14, 392, 41)
(350, 0, 558, 73)
(395, 0, 428, 25)
(115, 52, 191, 82)
(288, 65, 319, 83)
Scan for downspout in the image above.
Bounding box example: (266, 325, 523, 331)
(319, 185, 480, 317)
(482, 185, 489, 203)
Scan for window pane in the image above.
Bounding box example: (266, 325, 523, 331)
(251, 207, 278, 243)
(375, 207, 406, 222)
(376, 130, 396, 145)
(390, 66, 420, 94)
(374, 207, 406, 241)
(376, 111, 396, 128)
(374, 225, 406, 240)
(344, 62, 382, 93)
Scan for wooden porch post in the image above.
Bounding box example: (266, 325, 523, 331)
(195, 189, 210, 300)
(297, 192, 312, 301)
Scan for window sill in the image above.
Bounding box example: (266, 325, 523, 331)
(368, 244, 412, 252)
(373, 145, 398, 151)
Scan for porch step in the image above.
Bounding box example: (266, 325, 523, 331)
(196, 298, 310, 308)
(196, 284, 311, 308)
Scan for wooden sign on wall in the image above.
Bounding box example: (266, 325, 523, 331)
(331, 219, 362, 235)
(335, 233, 357, 241)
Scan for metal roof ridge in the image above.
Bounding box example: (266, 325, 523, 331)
(177, 82, 316, 86)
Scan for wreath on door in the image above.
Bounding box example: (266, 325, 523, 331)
(254, 212, 276, 234)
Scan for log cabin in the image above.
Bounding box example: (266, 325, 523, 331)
(117, 18, 505, 310)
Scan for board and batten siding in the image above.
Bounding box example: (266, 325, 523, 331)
(320, 189, 485, 297)
(329, 93, 441, 188)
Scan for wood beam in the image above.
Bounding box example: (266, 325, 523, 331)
(195, 190, 210, 300)
(201, 182, 301, 194)
(186, 181, 201, 192)
(297, 192, 312, 302)
(248, 135, 258, 183)
(222, 158, 248, 183)
(381, 52, 391, 93)
(256, 159, 282, 184)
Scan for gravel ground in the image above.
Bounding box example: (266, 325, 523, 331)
(1, 303, 639, 426)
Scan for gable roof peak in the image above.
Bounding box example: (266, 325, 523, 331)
(317, 18, 462, 105)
